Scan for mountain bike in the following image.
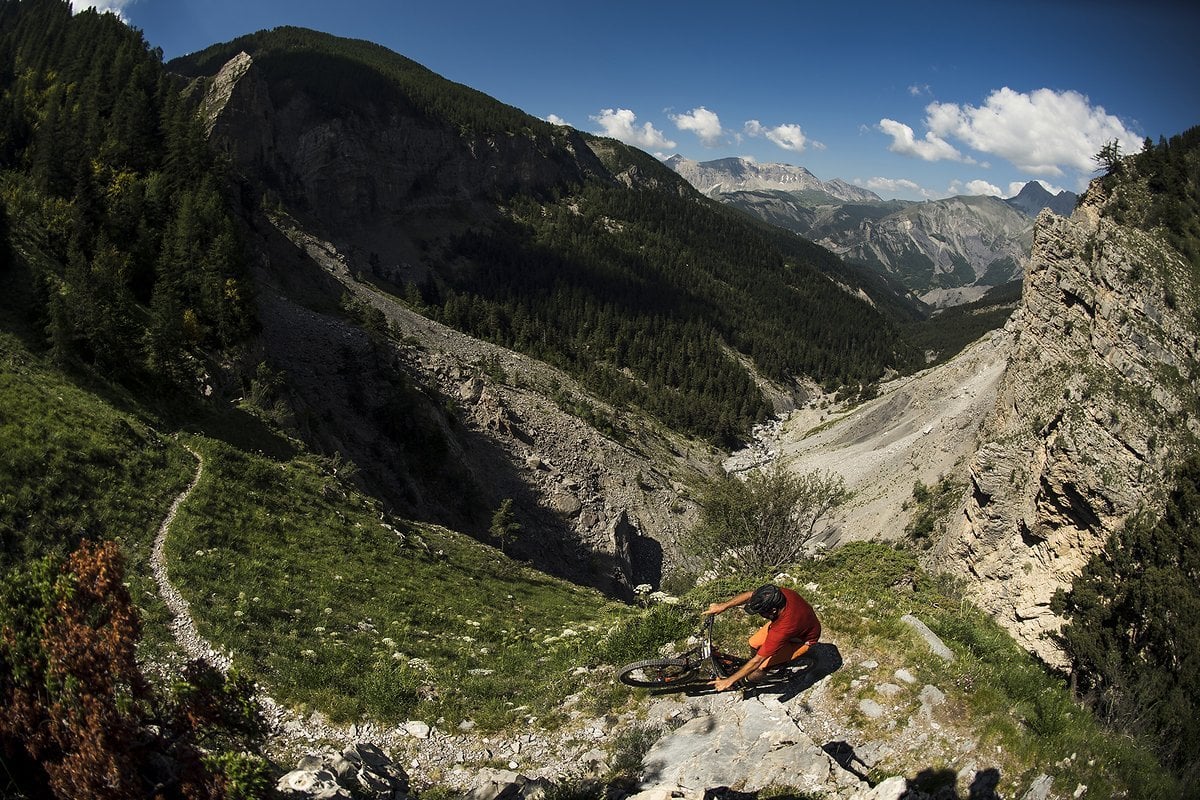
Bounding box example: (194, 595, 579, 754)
(616, 615, 744, 688)
(616, 614, 819, 689)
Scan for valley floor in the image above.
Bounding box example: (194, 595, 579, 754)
(726, 328, 1012, 545)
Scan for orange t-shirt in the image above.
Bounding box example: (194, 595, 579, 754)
(756, 587, 820, 659)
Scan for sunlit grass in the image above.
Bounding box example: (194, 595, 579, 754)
(165, 437, 633, 728)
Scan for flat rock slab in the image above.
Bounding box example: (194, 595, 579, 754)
(640, 696, 856, 796)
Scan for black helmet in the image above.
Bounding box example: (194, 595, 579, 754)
(745, 584, 785, 617)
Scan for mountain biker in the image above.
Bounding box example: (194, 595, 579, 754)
(702, 583, 820, 692)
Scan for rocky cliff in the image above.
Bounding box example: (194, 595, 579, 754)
(664, 155, 881, 203)
(932, 183, 1200, 667)
(801, 196, 1035, 305)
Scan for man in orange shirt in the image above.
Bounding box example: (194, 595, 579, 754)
(702, 583, 821, 692)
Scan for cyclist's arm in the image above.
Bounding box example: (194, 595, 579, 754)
(712, 652, 764, 692)
(702, 590, 754, 617)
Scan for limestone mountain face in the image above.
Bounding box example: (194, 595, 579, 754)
(806, 195, 1035, 303)
(667, 155, 1041, 306)
(200, 51, 625, 273)
(663, 155, 881, 203)
(932, 187, 1200, 667)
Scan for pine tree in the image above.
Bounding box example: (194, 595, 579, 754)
(1054, 456, 1200, 784)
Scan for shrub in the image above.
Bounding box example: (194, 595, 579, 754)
(682, 465, 847, 575)
(0, 540, 267, 799)
(594, 604, 695, 666)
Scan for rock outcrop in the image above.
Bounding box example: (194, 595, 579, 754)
(933, 186, 1200, 667)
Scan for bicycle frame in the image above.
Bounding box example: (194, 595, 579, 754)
(616, 615, 746, 689)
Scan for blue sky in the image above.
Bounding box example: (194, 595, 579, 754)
(77, 0, 1200, 201)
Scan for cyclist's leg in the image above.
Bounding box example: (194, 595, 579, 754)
(761, 640, 816, 672)
(747, 622, 770, 653)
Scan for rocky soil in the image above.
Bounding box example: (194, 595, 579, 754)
(724, 329, 1011, 549)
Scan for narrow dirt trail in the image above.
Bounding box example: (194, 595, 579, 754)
(150, 444, 232, 672)
(147, 439, 622, 785)
(149, 442, 326, 748)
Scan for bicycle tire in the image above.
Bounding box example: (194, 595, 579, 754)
(617, 657, 698, 688)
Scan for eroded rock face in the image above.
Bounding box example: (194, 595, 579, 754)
(204, 53, 612, 264)
(934, 188, 1199, 667)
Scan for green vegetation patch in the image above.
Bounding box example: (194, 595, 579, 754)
(0, 333, 194, 570)
(165, 437, 630, 728)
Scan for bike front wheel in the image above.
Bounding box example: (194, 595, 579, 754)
(617, 658, 698, 688)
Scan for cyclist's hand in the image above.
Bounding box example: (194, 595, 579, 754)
(701, 603, 723, 617)
(710, 676, 737, 692)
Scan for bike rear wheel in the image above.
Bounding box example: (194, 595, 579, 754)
(617, 658, 698, 688)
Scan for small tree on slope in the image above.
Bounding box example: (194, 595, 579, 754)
(684, 465, 849, 575)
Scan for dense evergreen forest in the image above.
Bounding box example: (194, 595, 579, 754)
(1106, 125, 1200, 272)
(170, 26, 925, 443)
(0, 0, 254, 394)
(417, 184, 922, 441)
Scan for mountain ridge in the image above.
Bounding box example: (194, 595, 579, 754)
(665, 155, 1080, 306)
(664, 154, 882, 203)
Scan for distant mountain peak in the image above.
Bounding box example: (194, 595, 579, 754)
(1005, 181, 1078, 218)
(665, 155, 879, 203)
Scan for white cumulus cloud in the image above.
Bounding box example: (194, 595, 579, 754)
(670, 106, 725, 146)
(878, 118, 966, 162)
(949, 179, 1003, 197)
(545, 114, 570, 127)
(745, 120, 815, 152)
(858, 177, 934, 198)
(925, 87, 1141, 176)
(70, 0, 133, 19)
(591, 108, 677, 151)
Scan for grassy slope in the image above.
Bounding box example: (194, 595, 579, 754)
(0, 328, 1176, 796)
(165, 434, 631, 727)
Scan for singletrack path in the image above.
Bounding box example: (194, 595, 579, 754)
(150, 442, 328, 746)
(151, 444, 233, 671)
(148, 440, 625, 785)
